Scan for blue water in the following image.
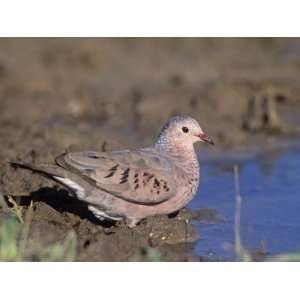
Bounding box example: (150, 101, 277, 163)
(189, 143, 300, 260)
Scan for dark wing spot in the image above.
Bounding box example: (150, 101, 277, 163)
(134, 178, 139, 184)
(104, 171, 115, 178)
(147, 174, 154, 182)
(134, 173, 138, 178)
(109, 164, 119, 172)
(163, 181, 169, 191)
(119, 168, 130, 184)
(120, 178, 128, 184)
(87, 153, 99, 159)
(157, 191, 160, 194)
(122, 168, 130, 177)
(134, 184, 139, 190)
(143, 172, 149, 176)
(153, 178, 160, 188)
(105, 164, 120, 178)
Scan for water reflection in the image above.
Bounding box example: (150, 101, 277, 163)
(190, 142, 300, 260)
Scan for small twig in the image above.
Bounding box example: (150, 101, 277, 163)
(233, 165, 251, 261)
(234, 165, 242, 256)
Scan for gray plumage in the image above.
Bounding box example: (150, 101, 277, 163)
(12, 115, 213, 227)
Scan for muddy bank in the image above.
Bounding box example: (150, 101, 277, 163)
(1, 38, 300, 261)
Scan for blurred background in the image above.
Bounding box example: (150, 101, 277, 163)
(1, 38, 300, 156)
(1, 38, 300, 261)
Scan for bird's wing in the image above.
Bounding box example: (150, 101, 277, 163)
(55, 149, 177, 205)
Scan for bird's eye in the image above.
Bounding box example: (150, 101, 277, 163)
(182, 126, 189, 133)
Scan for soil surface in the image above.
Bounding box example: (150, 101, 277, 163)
(1, 38, 300, 261)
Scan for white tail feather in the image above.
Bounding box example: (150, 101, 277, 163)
(53, 176, 85, 199)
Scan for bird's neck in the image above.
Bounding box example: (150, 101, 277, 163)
(155, 139, 200, 178)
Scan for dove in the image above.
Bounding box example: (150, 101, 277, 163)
(12, 115, 213, 227)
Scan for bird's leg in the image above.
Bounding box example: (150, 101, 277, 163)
(125, 218, 140, 228)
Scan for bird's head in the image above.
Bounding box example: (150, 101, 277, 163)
(155, 115, 214, 150)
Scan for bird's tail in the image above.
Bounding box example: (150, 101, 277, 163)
(10, 161, 89, 199)
(10, 161, 67, 180)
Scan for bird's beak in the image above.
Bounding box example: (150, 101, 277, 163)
(197, 133, 214, 145)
